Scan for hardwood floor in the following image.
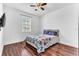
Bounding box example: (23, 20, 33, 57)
(2, 41, 79, 56)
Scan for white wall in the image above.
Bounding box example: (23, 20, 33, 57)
(0, 4, 3, 18)
(41, 4, 78, 48)
(0, 3, 4, 56)
(0, 28, 3, 56)
(3, 5, 41, 45)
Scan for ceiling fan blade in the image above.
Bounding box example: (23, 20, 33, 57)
(41, 7, 44, 10)
(41, 3, 47, 6)
(30, 5, 36, 7)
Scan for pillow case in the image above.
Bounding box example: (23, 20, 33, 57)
(43, 30, 59, 36)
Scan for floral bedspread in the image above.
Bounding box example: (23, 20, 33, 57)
(25, 35, 57, 53)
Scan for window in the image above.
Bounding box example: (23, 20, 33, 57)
(20, 14, 31, 32)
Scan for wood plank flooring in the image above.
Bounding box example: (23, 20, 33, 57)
(2, 42, 79, 56)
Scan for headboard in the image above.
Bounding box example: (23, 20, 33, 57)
(43, 29, 59, 36)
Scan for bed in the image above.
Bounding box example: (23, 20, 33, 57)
(25, 29, 59, 53)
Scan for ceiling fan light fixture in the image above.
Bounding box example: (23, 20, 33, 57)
(30, 3, 47, 11)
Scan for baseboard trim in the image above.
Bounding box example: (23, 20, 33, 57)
(3, 40, 24, 46)
(59, 42, 78, 49)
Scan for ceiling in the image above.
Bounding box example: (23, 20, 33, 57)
(4, 3, 73, 16)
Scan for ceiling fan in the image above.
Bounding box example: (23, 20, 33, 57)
(30, 3, 47, 11)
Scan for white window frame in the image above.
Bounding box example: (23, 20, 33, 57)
(20, 14, 32, 33)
